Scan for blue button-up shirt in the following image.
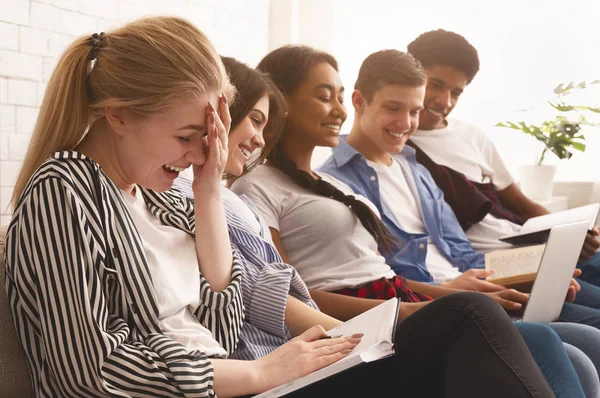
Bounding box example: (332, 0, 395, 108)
(319, 136, 484, 283)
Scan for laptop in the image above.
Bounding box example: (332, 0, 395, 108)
(514, 221, 589, 323)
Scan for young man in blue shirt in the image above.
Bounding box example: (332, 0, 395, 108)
(319, 48, 600, 327)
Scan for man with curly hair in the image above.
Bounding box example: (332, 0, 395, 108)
(406, 28, 600, 290)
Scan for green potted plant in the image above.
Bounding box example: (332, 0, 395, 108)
(496, 80, 600, 200)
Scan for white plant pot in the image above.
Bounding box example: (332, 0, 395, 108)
(518, 165, 557, 201)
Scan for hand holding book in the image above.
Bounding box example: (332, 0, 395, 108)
(253, 325, 361, 395)
(441, 269, 506, 292)
(255, 298, 400, 397)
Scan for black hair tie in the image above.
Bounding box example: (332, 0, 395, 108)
(88, 32, 105, 61)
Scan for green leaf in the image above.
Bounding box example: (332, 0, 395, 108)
(580, 106, 600, 113)
(571, 142, 586, 152)
(565, 81, 575, 91)
(554, 83, 566, 94)
(550, 101, 576, 112)
(500, 78, 599, 160)
(496, 121, 523, 130)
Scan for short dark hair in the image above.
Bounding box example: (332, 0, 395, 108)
(256, 45, 338, 96)
(355, 50, 426, 101)
(221, 56, 287, 176)
(407, 29, 480, 83)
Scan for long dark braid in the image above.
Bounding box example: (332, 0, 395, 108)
(258, 45, 399, 252)
(269, 148, 399, 252)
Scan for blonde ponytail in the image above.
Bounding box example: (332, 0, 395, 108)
(11, 37, 91, 207)
(11, 16, 232, 208)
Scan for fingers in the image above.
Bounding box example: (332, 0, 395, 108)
(218, 93, 232, 133)
(579, 247, 594, 262)
(489, 290, 526, 310)
(501, 289, 529, 304)
(463, 269, 506, 292)
(295, 325, 328, 342)
(312, 348, 354, 371)
(566, 286, 577, 302)
(465, 269, 495, 279)
(592, 227, 600, 236)
(582, 239, 599, 258)
(573, 268, 582, 278)
(312, 334, 363, 349)
(493, 296, 523, 310)
(580, 251, 593, 262)
(584, 236, 599, 250)
(313, 336, 361, 356)
(210, 98, 229, 153)
(202, 101, 229, 172)
(475, 280, 506, 293)
(570, 278, 581, 292)
(311, 337, 360, 370)
(205, 108, 219, 168)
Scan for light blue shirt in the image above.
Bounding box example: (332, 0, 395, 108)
(319, 136, 485, 283)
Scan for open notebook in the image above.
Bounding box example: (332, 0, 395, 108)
(254, 298, 400, 398)
(499, 203, 600, 245)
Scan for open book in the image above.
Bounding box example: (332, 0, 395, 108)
(485, 244, 546, 286)
(254, 298, 400, 398)
(499, 203, 600, 245)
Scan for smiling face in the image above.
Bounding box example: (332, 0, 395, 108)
(225, 95, 269, 176)
(353, 83, 425, 159)
(285, 62, 347, 148)
(418, 65, 469, 130)
(108, 92, 219, 192)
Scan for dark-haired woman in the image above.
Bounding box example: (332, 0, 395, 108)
(230, 46, 590, 397)
(175, 56, 344, 361)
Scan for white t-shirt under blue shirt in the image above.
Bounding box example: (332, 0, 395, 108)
(366, 157, 461, 282)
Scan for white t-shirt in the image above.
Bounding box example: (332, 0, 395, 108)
(121, 187, 226, 356)
(411, 119, 521, 252)
(231, 165, 395, 291)
(366, 157, 461, 282)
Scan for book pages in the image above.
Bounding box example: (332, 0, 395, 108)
(485, 244, 546, 280)
(254, 298, 399, 398)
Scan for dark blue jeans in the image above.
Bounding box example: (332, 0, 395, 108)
(558, 252, 600, 327)
(577, 251, 600, 287)
(285, 293, 556, 398)
(516, 322, 585, 398)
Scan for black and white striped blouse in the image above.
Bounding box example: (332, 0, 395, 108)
(4, 151, 244, 398)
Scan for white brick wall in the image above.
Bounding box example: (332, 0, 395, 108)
(0, 0, 271, 220)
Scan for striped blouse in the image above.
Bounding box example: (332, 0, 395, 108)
(4, 151, 244, 398)
(172, 177, 319, 360)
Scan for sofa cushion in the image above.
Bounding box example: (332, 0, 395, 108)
(0, 224, 35, 397)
